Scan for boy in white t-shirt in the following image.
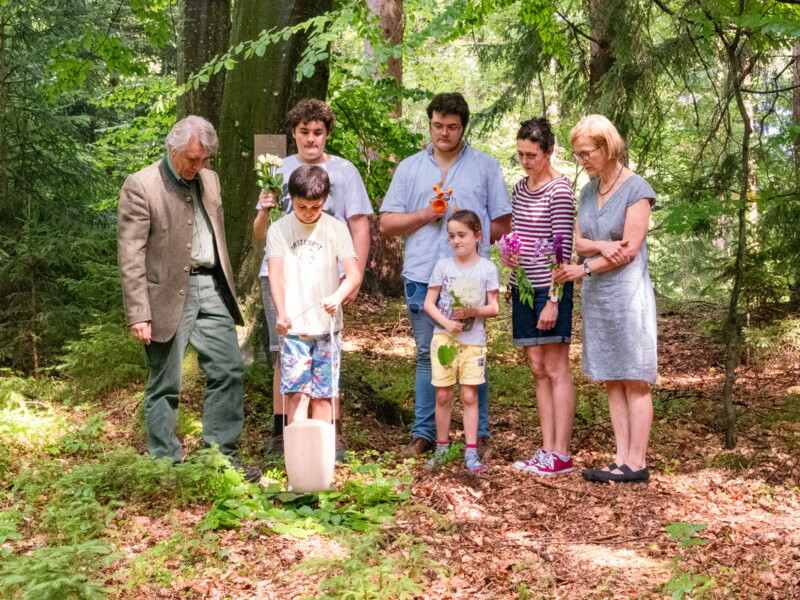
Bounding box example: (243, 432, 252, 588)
(254, 99, 373, 457)
(267, 166, 362, 424)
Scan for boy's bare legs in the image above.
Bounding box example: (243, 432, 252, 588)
(311, 397, 333, 422)
(288, 392, 310, 424)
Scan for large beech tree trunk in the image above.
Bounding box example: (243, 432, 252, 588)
(217, 0, 331, 277)
(176, 0, 231, 129)
(215, 0, 331, 356)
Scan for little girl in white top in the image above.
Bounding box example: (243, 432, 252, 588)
(423, 210, 500, 473)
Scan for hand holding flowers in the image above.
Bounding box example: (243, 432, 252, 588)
(497, 232, 535, 309)
(531, 233, 568, 301)
(255, 154, 284, 223)
(431, 181, 456, 228)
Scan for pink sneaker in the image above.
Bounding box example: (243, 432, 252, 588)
(512, 448, 546, 471)
(530, 451, 573, 476)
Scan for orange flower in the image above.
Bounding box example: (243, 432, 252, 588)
(453, 205, 459, 211)
(447, 188, 453, 194)
(436, 190, 445, 197)
(431, 198, 448, 213)
(438, 181, 444, 186)
(432, 185, 437, 192)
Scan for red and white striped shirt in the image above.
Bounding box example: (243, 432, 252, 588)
(511, 176, 576, 289)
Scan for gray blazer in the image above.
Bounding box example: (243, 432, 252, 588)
(117, 158, 244, 343)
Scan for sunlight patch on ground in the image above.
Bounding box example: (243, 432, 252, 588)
(567, 544, 669, 573)
(343, 336, 415, 357)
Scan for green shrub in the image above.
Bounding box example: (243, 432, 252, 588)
(0, 539, 121, 600)
(59, 322, 147, 399)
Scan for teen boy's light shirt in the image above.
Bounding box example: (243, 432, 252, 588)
(257, 155, 373, 277)
(380, 142, 511, 283)
(266, 212, 356, 335)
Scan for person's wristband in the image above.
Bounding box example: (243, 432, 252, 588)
(583, 262, 592, 277)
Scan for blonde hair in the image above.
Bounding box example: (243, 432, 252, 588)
(569, 114, 625, 163)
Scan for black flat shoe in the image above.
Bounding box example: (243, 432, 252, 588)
(594, 464, 649, 484)
(582, 462, 618, 482)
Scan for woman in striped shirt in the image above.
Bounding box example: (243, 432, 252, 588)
(504, 117, 577, 477)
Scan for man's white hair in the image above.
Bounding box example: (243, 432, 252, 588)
(166, 115, 218, 155)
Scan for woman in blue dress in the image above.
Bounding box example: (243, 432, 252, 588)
(554, 114, 657, 484)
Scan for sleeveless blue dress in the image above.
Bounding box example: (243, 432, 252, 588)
(578, 174, 658, 384)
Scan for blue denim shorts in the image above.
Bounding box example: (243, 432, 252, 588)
(511, 282, 574, 346)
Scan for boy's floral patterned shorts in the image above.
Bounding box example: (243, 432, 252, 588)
(279, 332, 340, 398)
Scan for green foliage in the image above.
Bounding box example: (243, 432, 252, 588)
(743, 318, 800, 363)
(304, 528, 447, 600)
(710, 452, 753, 472)
(54, 412, 108, 455)
(661, 570, 717, 600)
(0, 539, 121, 600)
(664, 522, 709, 549)
(59, 323, 147, 399)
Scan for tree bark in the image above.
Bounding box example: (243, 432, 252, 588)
(0, 8, 8, 204)
(792, 41, 800, 178)
(366, 0, 403, 117)
(218, 0, 331, 277)
(720, 36, 753, 450)
(215, 0, 331, 357)
(176, 0, 231, 129)
(587, 0, 615, 108)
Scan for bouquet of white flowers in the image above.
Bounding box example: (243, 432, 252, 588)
(438, 277, 484, 366)
(255, 154, 284, 223)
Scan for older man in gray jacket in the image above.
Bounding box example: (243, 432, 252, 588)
(118, 115, 260, 481)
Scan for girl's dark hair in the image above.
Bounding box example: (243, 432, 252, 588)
(517, 117, 555, 153)
(288, 165, 330, 200)
(448, 209, 482, 235)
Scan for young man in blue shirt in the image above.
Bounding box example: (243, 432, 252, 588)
(379, 93, 512, 458)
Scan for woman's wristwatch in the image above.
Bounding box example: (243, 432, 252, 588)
(548, 293, 559, 303)
(584, 262, 592, 277)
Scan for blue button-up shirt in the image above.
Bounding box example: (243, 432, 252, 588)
(381, 142, 511, 283)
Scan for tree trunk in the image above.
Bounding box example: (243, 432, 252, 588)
(720, 41, 753, 450)
(793, 41, 800, 178)
(366, 0, 404, 117)
(587, 0, 615, 109)
(361, 0, 405, 297)
(215, 0, 331, 357)
(0, 9, 8, 204)
(176, 0, 231, 129)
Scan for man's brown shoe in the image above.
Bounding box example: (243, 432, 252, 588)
(477, 435, 491, 460)
(399, 437, 434, 458)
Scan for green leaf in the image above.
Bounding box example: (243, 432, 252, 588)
(271, 522, 290, 534)
(437, 344, 458, 366)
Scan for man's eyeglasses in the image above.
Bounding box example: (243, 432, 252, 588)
(431, 123, 463, 133)
(572, 147, 601, 163)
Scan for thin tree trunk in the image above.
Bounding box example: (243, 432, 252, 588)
(176, 0, 231, 129)
(366, 0, 403, 117)
(0, 9, 8, 204)
(720, 40, 753, 450)
(792, 41, 800, 178)
(587, 0, 615, 108)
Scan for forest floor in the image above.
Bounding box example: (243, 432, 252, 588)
(2, 291, 800, 599)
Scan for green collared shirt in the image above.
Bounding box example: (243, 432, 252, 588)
(166, 154, 216, 268)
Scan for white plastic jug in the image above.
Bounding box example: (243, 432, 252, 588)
(283, 419, 336, 493)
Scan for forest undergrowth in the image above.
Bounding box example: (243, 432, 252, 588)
(0, 292, 798, 600)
